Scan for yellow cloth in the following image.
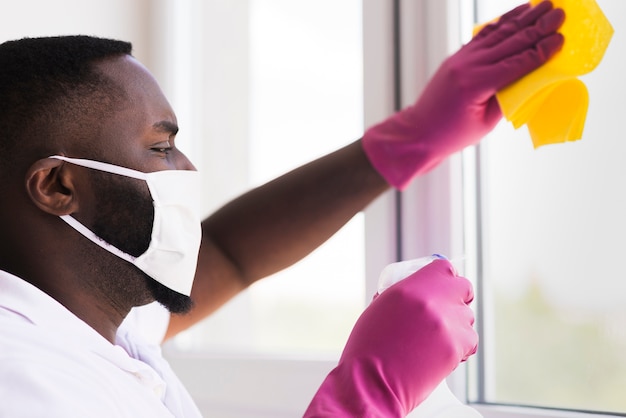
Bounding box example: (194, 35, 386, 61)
(479, 0, 614, 148)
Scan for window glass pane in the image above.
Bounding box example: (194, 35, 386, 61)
(477, 0, 626, 412)
(171, 0, 365, 356)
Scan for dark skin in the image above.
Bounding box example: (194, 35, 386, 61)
(3, 55, 389, 343)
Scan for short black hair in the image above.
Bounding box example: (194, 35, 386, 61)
(0, 35, 133, 174)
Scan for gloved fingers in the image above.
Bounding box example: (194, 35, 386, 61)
(479, 32, 563, 91)
(455, 305, 479, 361)
(512, 1, 557, 31)
(398, 260, 476, 307)
(481, 8, 565, 65)
(437, 304, 478, 364)
(426, 259, 476, 304)
(460, 275, 475, 305)
(476, 1, 556, 49)
(424, 258, 456, 275)
(499, 2, 533, 23)
(473, 3, 531, 41)
(461, 332, 478, 363)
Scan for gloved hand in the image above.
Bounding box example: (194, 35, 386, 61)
(303, 259, 477, 417)
(362, 1, 566, 189)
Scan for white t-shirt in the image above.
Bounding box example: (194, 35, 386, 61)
(0, 270, 202, 418)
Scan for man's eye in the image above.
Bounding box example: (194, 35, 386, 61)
(151, 141, 173, 154)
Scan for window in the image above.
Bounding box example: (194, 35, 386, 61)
(165, 0, 366, 357)
(161, 1, 376, 416)
(470, 0, 626, 416)
(160, 1, 471, 416)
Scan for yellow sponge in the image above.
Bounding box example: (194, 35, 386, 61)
(482, 0, 614, 148)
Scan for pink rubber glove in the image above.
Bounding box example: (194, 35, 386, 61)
(303, 259, 477, 417)
(362, 1, 565, 190)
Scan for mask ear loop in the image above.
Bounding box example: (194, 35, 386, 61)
(59, 215, 137, 265)
(48, 155, 149, 181)
(49, 155, 147, 265)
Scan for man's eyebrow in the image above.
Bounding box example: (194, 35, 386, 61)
(152, 120, 179, 136)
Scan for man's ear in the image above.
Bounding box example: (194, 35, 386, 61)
(25, 158, 79, 216)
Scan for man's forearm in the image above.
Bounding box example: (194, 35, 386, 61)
(202, 139, 389, 285)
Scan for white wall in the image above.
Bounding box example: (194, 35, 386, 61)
(0, 0, 154, 67)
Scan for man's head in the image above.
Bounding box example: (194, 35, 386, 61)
(0, 35, 196, 320)
(0, 36, 132, 175)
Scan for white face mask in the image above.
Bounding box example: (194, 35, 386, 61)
(49, 155, 202, 297)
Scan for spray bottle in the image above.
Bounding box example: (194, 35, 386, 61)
(376, 255, 482, 418)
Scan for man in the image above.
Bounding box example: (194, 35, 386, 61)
(0, 2, 564, 417)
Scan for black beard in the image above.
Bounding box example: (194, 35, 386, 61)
(89, 170, 194, 314)
(144, 276, 194, 314)
(91, 171, 153, 257)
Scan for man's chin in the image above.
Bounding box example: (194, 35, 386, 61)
(145, 276, 194, 314)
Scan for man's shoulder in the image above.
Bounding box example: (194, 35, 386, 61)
(0, 316, 175, 417)
(0, 319, 119, 415)
(0, 315, 105, 379)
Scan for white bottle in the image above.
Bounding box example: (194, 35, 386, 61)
(377, 255, 483, 418)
